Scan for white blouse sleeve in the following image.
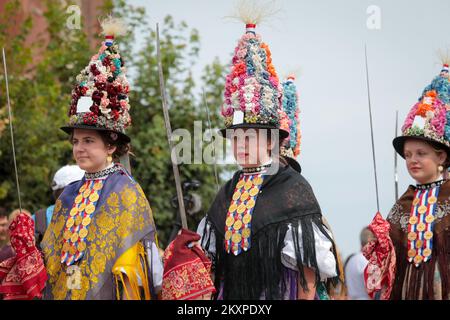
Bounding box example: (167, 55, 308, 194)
(281, 222, 337, 281)
(146, 241, 164, 290)
(196, 216, 216, 256)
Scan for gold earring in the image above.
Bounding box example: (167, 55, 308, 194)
(438, 165, 444, 173)
(107, 155, 113, 163)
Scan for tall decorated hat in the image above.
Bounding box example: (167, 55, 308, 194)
(61, 17, 131, 143)
(219, 10, 288, 139)
(280, 74, 301, 158)
(279, 74, 301, 172)
(393, 58, 450, 157)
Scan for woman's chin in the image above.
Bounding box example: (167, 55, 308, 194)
(76, 160, 90, 171)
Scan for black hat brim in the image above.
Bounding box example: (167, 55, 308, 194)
(60, 125, 131, 143)
(219, 123, 289, 140)
(393, 135, 450, 159)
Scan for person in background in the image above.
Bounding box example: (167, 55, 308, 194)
(0, 208, 8, 249)
(0, 209, 32, 263)
(344, 227, 375, 300)
(33, 165, 84, 249)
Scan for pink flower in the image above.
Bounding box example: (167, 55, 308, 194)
(221, 105, 234, 117)
(402, 102, 420, 132)
(101, 98, 109, 107)
(96, 74, 107, 83)
(430, 99, 446, 136)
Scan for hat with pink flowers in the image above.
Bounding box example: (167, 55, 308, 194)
(393, 59, 450, 158)
(219, 21, 288, 140)
(61, 17, 131, 143)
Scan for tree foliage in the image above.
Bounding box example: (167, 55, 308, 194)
(0, 0, 227, 247)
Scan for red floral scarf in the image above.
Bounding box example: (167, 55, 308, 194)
(161, 228, 215, 300)
(362, 212, 396, 300)
(0, 213, 47, 300)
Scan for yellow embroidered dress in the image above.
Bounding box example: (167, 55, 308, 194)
(41, 164, 160, 299)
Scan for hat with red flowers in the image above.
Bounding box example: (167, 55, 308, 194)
(61, 17, 131, 143)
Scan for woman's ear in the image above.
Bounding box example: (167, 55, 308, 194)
(438, 151, 447, 166)
(107, 144, 117, 155)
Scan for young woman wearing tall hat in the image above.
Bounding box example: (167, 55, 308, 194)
(196, 17, 340, 300)
(41, 18, 162, 300)
(385, 60, 450, 299)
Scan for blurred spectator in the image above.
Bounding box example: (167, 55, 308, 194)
(344, 227, 375, 300)
(0, 209, 31, 263)
(33, 165, 84, 248)
(0, 207, 7, 249)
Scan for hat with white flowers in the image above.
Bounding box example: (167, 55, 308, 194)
(219, 19, 288, 139)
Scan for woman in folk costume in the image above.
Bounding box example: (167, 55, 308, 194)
(378, 57, 450, 300)
(41, 18, 163, 300)
(280, 75, 346, 299)
(197, 12, 340, 300)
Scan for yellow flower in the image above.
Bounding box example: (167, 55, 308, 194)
(121, 186, 137, 208)
(46, 254, 61, 278)
(96, 209, 115, 234)
(87, 224, 97, 242)
(52, 215, 65, 237)
(117, 211, 133, 239)
(91, 252, 107, 275)
(107, 192, 119, 208)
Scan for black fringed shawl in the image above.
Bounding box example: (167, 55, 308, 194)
(201, 164, 340, 300)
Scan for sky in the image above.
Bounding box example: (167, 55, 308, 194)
(128, 0, 450, 259)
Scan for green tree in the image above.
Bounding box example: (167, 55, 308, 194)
(0, 0, 227, 247)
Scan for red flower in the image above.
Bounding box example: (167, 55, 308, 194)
(69, 104, 77, 115)
(111, 110, 120, 120)
(82, 112, 98, 125)
(91, 90, 102, 104)
(102, 56, 111, 67)
(95, 82, 106, 91)
(90, 64, 100, 76)
(90, 104, 100, 115)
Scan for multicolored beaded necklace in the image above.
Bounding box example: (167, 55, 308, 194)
(60, 165, 120, 266)
(224, 164, 270, 255)
(407, 179, 444, 266)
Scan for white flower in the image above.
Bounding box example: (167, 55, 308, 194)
(231, 91, 240, 108)
(424, 96, 433, 105)
(243, 92, 254, 101)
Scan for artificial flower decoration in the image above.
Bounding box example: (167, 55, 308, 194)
(220, 20, 288, 139)
(62, 17, 131, 142)
(393, 57, 450, 156)
(280, 75, 301, 158)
